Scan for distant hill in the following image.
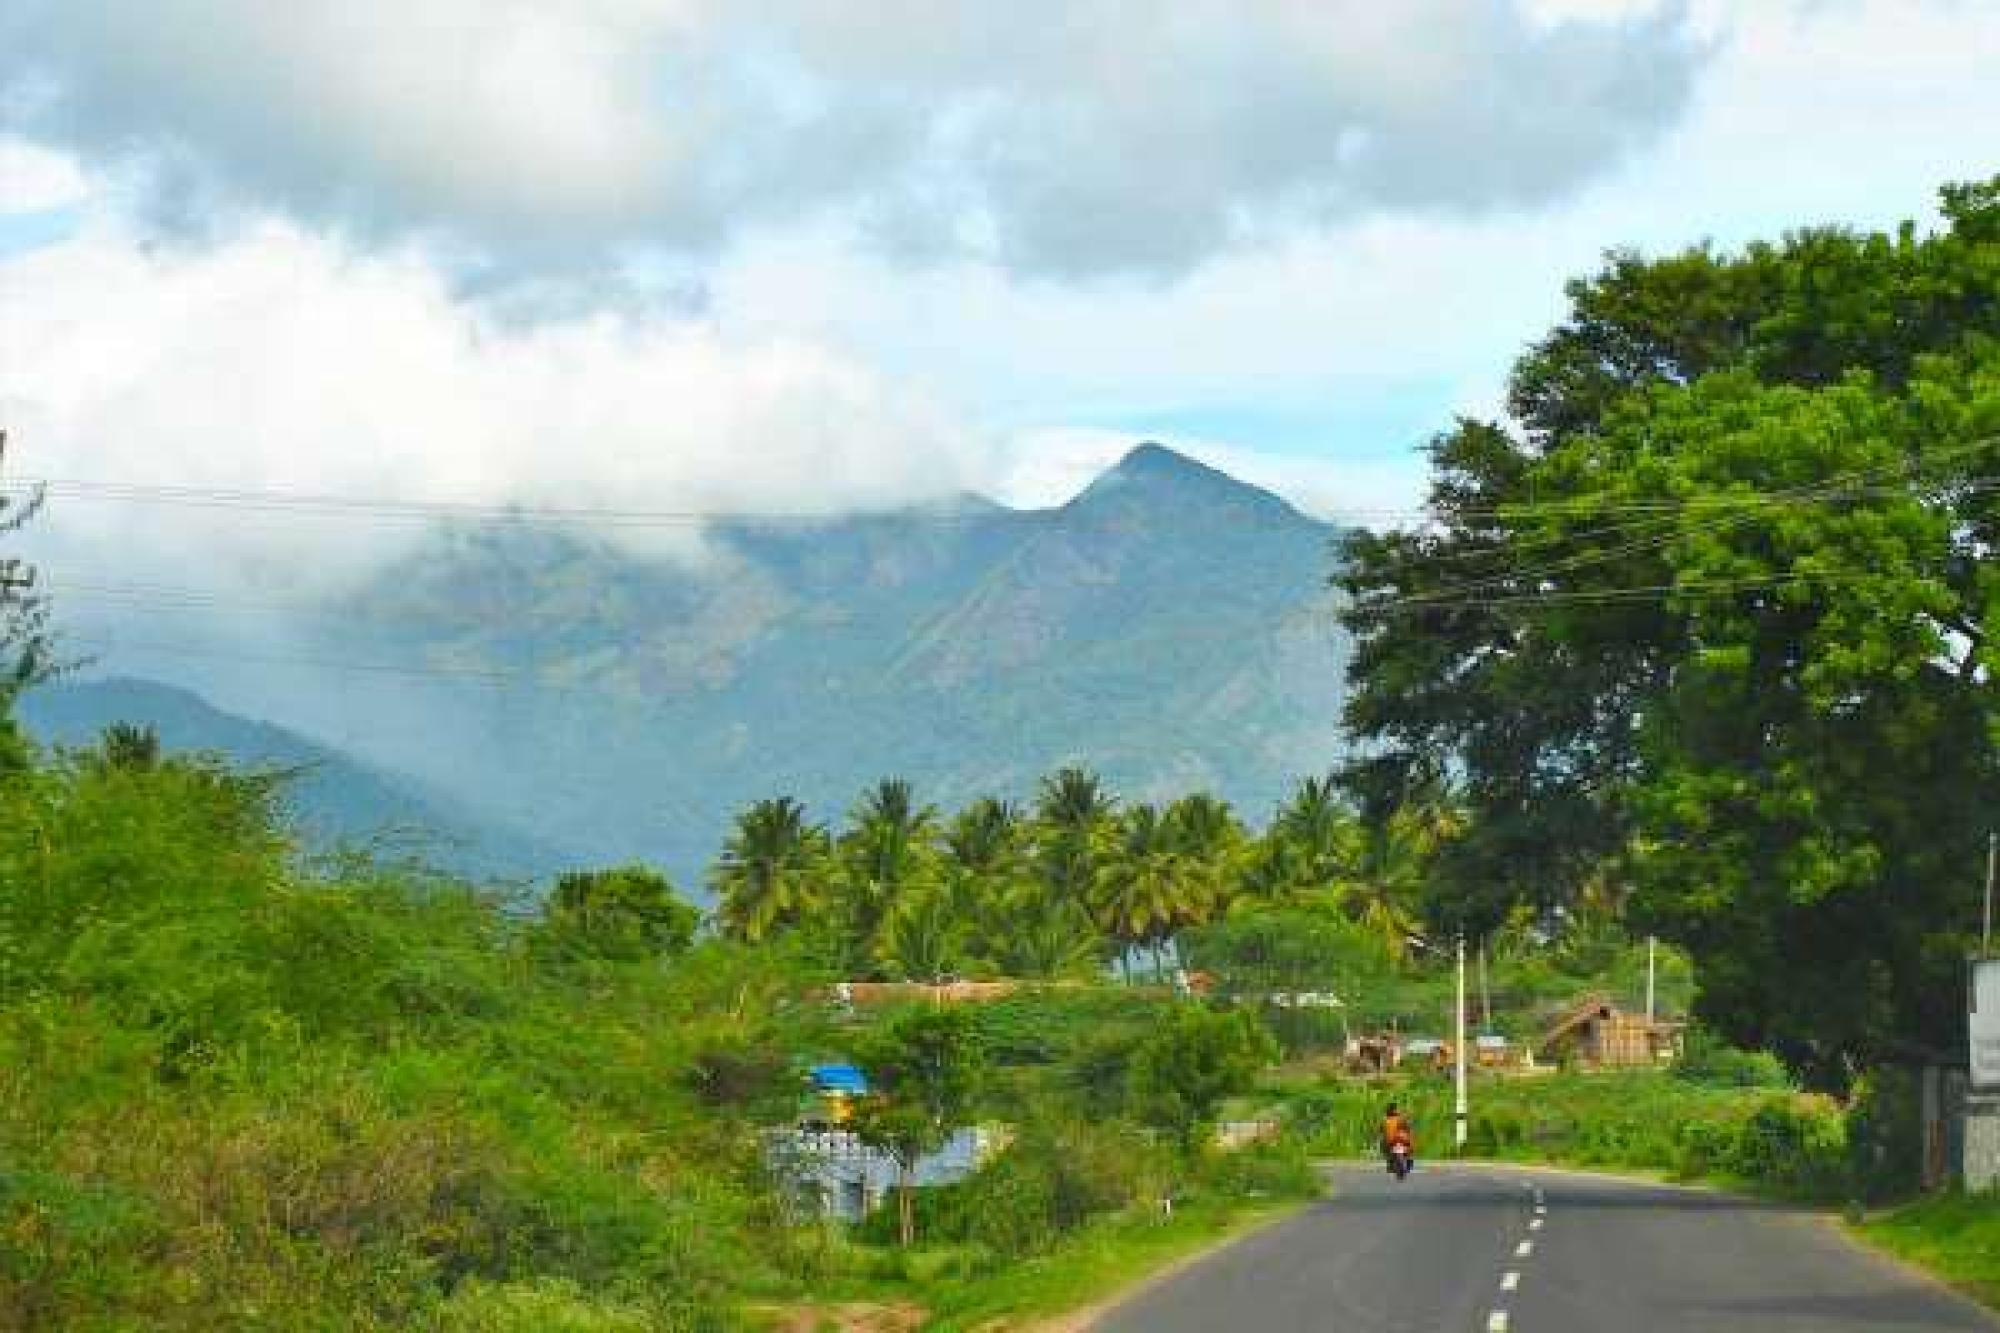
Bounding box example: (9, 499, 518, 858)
(67, 444, 1352, 886)
(17, 678, 573, 881)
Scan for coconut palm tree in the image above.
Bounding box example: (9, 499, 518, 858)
(1162, 792, 1245, 924)
(1034, 766, 1118, 911)
(709, 796, 830, 943)
(876, 885, 967, 981)
(1093, 804, 1192, 980)
(997, 895, 1104, 979)
(836, 777, 941, 971)
(1035, 766, 1116, 830)
(939, 797, 1031, 970)
(1337, 803, 1456, 964)
(1271, 774, 1359, 899)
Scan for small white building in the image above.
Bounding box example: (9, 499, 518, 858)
(767, 1126, 999, 1222)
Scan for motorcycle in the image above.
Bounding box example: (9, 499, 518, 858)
(1386, 1140, 1414, 1181)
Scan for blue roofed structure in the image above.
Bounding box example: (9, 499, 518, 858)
(808, 1063, 869, 1096)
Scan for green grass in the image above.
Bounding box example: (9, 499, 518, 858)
(908, 1196, 1299, 1332)
(1856, 1193, 2000, 1309)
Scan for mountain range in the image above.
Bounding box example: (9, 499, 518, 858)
(34, 444, 1353, 888)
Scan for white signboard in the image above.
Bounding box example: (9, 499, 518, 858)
(1973, 960, 2000, 1091)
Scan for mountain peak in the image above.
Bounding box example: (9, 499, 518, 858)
(1111, 441, 1220, 481)
(1065, 441, 1308, 525)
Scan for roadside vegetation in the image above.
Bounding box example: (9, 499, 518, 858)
(1858, 1193, 2000, 1308)
(0, 735, 1321, 1329)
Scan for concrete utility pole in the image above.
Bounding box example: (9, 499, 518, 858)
(1454, 935, 1469, 1150)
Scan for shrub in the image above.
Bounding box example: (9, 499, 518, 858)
(1195, 1140, 1320, 1201)
(1675, 1027, 1792, 1089)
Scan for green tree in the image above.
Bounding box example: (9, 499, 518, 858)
(1337, 176, 2000, 1086)
(1268, 775, 1359, 900)
(96, 723, 162, 773)
(1161, 792, 1244, 925)
(875, 885, 966, 981)
(709, 797, 829, 943)
(1125, 1005, 1275, 1149)
(851, 1007, 984, 1245)
(1033, 766, 1117, 911)
(541, 864, 699, 961)
(1337, 803, 1457, 966)
(836, 778, 942, 975)
(1093, 805, 1190, 980)
(945, 796, 1106, 978)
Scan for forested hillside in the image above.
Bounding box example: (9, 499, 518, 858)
(131, 444, 1349, 882)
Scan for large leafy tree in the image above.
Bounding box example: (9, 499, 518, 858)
(850, 1008, 983, 1246)
(1125, 1005, 1275, 1150)
(541, 864, 699, 961)
(1338, 177, 2000, 1086)
(709, 797, 830, 944)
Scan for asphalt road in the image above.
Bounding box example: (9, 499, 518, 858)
(1094, 1163, 1999, 1333)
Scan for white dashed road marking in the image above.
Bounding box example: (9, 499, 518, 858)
(1515, 1240, 1534, 1258)
(1487, 1312, 1511, 1332)
(1501, 1271, 1520, 1292)
(1529, 1218, 1544, 1231)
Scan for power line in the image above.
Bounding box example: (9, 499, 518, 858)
(1349, 568, 1944, 618)
(64, 634, 537, 685)
(0, 478, 1034, 529)
(1351, 460, 2000, 617)
(5, 438, 1996, 527)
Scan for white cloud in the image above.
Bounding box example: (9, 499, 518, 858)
(0, 1, 1703, 282)
(0, 219, 981, 590)
(0, 138, 87, 213)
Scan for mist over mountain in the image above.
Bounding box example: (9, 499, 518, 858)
(57, 445, 1351, 887)
(17, 678, 568, 880)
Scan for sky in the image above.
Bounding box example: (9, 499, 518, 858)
(2, 0, 1999, 593)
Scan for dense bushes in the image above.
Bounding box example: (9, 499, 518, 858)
(857, 1118, 1173, 1258)
(1278, 1071, 1851, 1200)
(0, 747, 821, 1329)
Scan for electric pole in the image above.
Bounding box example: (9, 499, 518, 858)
(1454, 935, 1469, 1150)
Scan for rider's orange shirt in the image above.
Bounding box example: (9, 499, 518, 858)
(1383, 1114, 1414, 1148)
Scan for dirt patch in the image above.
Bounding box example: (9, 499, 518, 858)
(769, 1302, 927, 1333)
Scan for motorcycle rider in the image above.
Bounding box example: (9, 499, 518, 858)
(1381, 1102, 1415, 1174)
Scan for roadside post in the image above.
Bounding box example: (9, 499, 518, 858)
(1455, 936, 1469, 1151)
